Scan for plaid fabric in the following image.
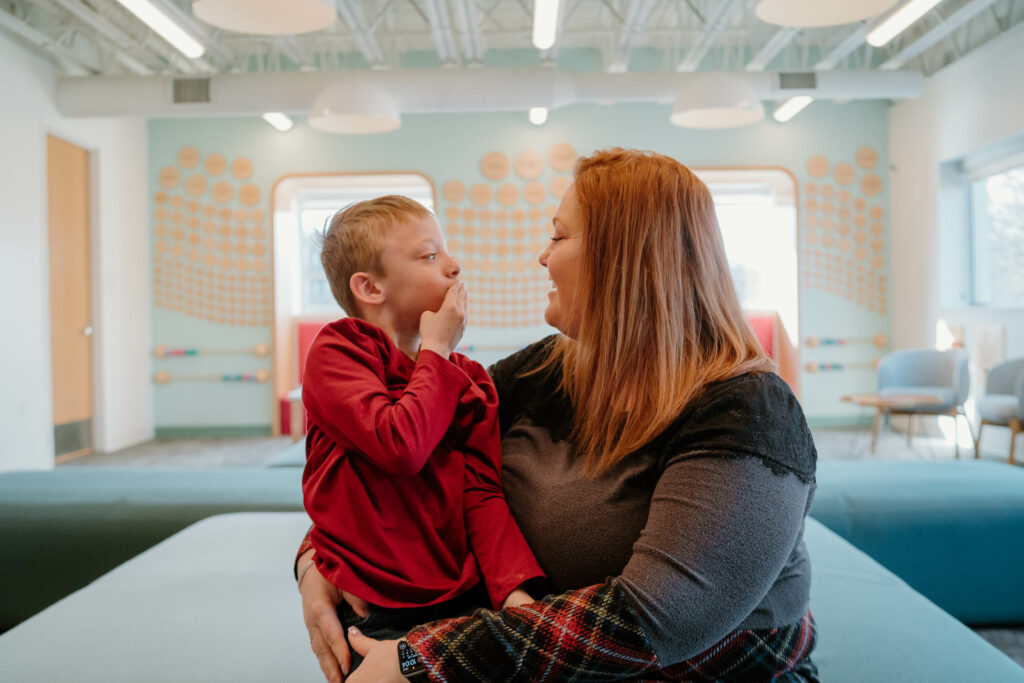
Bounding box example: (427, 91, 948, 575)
(404, 579, 818, 682)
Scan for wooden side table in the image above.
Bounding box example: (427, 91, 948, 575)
(841, 393, 944, 454)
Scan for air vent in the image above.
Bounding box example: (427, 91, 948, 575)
(173, 78, 210, 104)
(779, 72, 817, 90)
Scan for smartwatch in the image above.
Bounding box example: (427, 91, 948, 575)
(397, 638, 426, 678)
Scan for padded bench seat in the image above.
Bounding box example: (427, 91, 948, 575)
(811, 460, 1024, 624)
(0, 512, 1021, 682)
(0, 467, 303, 631)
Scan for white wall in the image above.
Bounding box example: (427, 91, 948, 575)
(889, 26, 1024, 352)
(0, 33, 152, 471)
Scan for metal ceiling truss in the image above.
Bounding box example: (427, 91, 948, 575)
(1, 0, 1021, 81)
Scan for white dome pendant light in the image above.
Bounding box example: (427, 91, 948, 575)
(754, 0, 900, 27)
(309, 81, 402, 134)
(193, 0, 336, 35)
(670, 74, 765, 129)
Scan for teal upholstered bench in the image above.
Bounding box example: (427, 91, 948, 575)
(0, 467, 303, 632)
(1, 513, 1020, 682)
(264, 439, 306, 468)
(810, 460, 1024, 624)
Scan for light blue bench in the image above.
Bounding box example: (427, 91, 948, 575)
(0, 467, 303, 631)
(811, 460, 1024, 624)
(0, 513, 1020, 681)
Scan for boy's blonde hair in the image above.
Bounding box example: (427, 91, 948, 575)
(321, 195, 434, 316)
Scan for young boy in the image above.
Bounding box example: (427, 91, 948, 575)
(298, 196, 544, 672)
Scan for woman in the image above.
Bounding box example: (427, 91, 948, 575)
(297, 148, 819, 682)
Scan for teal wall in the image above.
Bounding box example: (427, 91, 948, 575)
(149, 99, 891, 428)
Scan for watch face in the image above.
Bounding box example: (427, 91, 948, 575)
(398, 639, 424, 676)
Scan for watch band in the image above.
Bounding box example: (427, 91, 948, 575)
(397, 638, 426, 678)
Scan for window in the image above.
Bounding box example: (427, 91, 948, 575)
(273, 174, 434, 316)
(970, 164, 1024, 307)
(697, 169, 800, 342)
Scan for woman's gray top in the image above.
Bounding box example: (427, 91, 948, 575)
(490, 337, 817, 664)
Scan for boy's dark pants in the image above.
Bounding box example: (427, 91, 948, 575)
(337, 585, 489, 672)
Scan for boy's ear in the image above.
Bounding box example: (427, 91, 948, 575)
(350, 272, 385, 308)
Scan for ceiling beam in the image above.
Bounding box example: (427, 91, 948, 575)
(144, 0, 233, 70)
(45, 0, 159, 74)
(419, 0, 460, 65)
(879, 0, 1003, 70)
(814, 19, 885, 70)
(676, 0, 744, 71)
(745, 26, 800, 71)
(334, 0, 387, 66)
(450, 0, 485, 64)
(607, 0, 659, 73)
(0, 6, 94, 75)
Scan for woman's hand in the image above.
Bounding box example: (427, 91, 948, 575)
(346, 628, 404, 683)
(299, 555, 350, 683)
(501, 587, 535, 609)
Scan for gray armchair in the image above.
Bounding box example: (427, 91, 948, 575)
(876, 349, 972, 456)
(974, 358, 1024, 465)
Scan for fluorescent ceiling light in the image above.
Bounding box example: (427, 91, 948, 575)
(866, 0, 942, 47)
(528, 107, 548, 125)
(115, 0, 205, 59)
(755, 0, 900, 28)
(773, 96, 813, 122)
(193, 0, 337, 36)
(532, 0, 560, 50)
(262, 112, 293, 132)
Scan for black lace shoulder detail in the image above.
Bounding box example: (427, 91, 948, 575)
(651, 373, 817, 484)
(488, 336, 573, 441)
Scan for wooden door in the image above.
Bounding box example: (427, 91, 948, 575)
(47, 135, 93, 462)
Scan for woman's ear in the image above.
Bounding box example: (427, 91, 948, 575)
(350, 272, 385, 308)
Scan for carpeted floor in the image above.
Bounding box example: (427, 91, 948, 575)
(59, 425, 1024, 667)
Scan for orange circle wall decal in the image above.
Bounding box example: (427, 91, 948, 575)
(515, 150, 544, 179)
(856, 146, 878, 169)
(807, 156, 828, 178)
(480, 152, 510, 180)
(549, 143, 577, 172)
(205, 153, 227, 175)
(443, 180, 465, 203)
(231, 157, 253, 180)
(178, 146, 200, 168)
(238, 184, 261, 206)
(470, 183, 493, 206)
(158, 167, 181, 188)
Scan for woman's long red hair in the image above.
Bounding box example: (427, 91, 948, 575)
(544, 148, 773, 476)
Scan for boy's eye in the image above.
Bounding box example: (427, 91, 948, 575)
(549, 236, 563, 243)
(425, 253, 437, 260)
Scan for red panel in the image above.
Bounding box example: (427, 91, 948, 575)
(298, 322, 327, 382)
(746, 314, 775, 359)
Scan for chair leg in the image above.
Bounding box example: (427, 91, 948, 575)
(953, 412, 960, 459)
(871, 408, 882, 454)
(1011, 419, 1021, 466)
(907, 414, 914, 447)
(974, 421, 984, 459)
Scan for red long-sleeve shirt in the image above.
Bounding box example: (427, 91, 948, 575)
(301, 318, 543, 610)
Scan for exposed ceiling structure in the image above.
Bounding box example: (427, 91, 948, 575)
(3, 0, 1022, 79)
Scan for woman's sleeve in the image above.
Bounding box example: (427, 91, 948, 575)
(403, 406, 814, 678)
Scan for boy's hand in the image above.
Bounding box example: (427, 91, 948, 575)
(419, 281, 467, 358)
(501, 588, 535, 610)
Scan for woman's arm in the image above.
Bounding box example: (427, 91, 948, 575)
(389, 455, 811, 681)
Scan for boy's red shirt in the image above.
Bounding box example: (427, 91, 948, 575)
(301, 318, 544, 610)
